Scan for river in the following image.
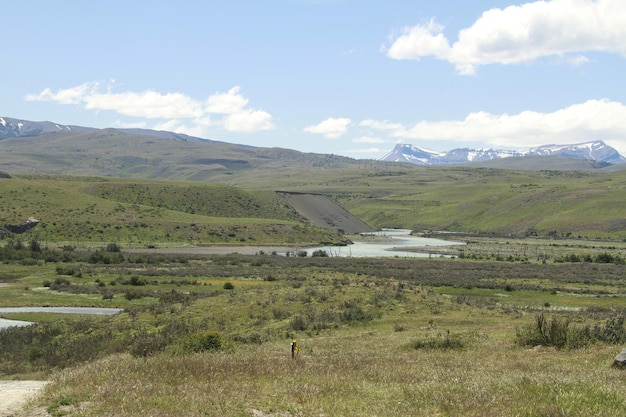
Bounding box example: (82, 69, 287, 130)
(1, 230, 462, 329)
(125, 229, 465, 258)
(303, 229, 464, 257)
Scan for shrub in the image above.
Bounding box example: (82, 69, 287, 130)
(181, 330, 222, 353)
(593, 315, 626, 344)
(223, 282, 235, 290)
(89, 249, 124, 264)
(290, 315, 308, 331)
(412, 331, 465, 350)
(129, 275, 146, 286)
(233, 332, 263, 344)
(29, 239, 42, 253)
(130, 330, 169, 357)
(516, 313, 626, 349)
(106, 242, 122, 252)
(124, 289, 145, 300)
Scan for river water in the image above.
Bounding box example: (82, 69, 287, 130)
(0, 307, 123, 330)
(303, 229, 464, 257)
(1, 230, 461, 329)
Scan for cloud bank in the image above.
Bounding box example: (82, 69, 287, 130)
(320, 99, 626, 154)
(26, 82, 273, 134)
(386, 0, 626, 74)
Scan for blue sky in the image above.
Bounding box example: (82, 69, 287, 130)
(3, 0, 626, 159)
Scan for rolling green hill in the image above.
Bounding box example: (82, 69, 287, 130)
(2, 166, 626, 243)
(0, 175, 342, 245)
(2, 128, 626, 241)
(332, 167, 626, 239)
(0, 128, 379, 182)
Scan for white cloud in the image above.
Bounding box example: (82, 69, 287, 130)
(340, 147, 390, 159)
(112, 120, 148, 129)
(359, 119, 403, 131)
(25, 82, 273, 134)
(386, 0, 626, 74)
(86, 90, 203, 119)
(205, 87, 249, 114)
(386, 19, 450, 61)
(352, 135, 389, 144)
(26, 82, 98, 104)
(396, 99, 626, 148)
(224, 109, 274, 133)
(304, 117, 352, 139)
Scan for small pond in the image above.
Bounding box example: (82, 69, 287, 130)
(0, 307, 123, 330)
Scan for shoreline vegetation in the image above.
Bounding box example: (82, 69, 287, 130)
(1, 236, 626, 416)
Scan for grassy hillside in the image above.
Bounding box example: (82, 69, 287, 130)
(3, 125, 626, 239)
(0, 129, 376, 182)
(4, 128, 626, 416)
(326, 167, 626, 239)
(3, 165, 626, 243)
(0, 175, 342, 246)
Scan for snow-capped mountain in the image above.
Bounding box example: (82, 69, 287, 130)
(0, 117, 212, 143)
(0, 117, 92, 139)
(381, 141, 626, 166)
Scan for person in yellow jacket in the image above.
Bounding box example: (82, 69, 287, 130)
(290, 340, 299, 359)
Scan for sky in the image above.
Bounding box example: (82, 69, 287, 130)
(3, 0, 626, 160)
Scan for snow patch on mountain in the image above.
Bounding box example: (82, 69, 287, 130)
(381, 141, 626, 166)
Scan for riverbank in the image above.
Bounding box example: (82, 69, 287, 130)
(124, 230, 465, 258)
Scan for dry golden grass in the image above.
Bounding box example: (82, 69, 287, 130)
(4, 248, 626, 416)
(38, 319, 626, 417)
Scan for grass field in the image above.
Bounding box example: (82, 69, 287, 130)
(0, 175, 342, 246)
(1, 246, 625, 416)
(2, 167, 626, 415)
(4, 167, 626, 247)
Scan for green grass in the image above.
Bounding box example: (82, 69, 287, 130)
(1, 247, 626, 415)
(5, 166, 626, 245)
(4, 139, 626, 415)
(37, 340, 626, 417)
(0, 175, 342, 245)
(326, 167, 626, 239)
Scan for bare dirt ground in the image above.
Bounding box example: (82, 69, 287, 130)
(0, 381, 48, 417)
(279, 192, 375, 233)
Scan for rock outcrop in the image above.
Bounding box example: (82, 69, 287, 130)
(612, 348, 626, 367)
(0, 217, 40, 237)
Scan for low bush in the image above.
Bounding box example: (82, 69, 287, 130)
(412, 331, 465, 350)
(516, 313, 626, 349)
(180, 330, 222, 353)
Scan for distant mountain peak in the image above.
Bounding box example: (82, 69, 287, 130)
(0, 117, 91, 139)
(381, 140, 626, 166)
(0, 117, 214, 143)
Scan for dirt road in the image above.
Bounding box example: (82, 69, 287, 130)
(0, 381, 48, 417)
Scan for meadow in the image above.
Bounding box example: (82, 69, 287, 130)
(4, 167, 626, 245)
(1, 243, 625, 416)
(1, 168, 626, 416)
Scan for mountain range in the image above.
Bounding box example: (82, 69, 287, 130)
(0, 117, 367, 182)
(0, 116, 213, 143)
(1, 117, 625, 180)
(380, 142, 626, 166)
